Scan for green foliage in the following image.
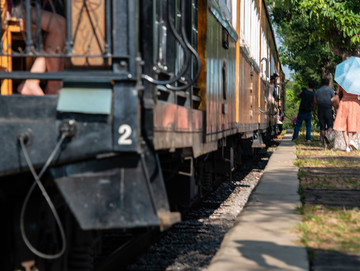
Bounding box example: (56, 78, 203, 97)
(268, 0, 359, 119)
(297, 0, 360, 48)
(283, 81, 301, 129)
(267, 0, 347, 84)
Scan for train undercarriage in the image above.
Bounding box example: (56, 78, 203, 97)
(0, 122, 274, 270)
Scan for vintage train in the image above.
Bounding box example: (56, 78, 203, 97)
(0, 0, 284, 270)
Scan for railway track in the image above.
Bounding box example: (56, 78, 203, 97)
(119, 146, 276, 271)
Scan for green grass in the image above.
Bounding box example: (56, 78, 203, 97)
(297, 206, 360, 254)
(294, 131, 360, 157)
(294, 130, 360, 255)
(295, 158, 359, 168)
(300, 175, 360, 190)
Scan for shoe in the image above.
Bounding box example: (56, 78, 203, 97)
(306, 140, 311, 143)
(349, 140, 358, 150)
(328, 131, 334, 142)
(346, 146, 351, 152)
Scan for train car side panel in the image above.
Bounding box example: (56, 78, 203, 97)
(205, 2, 237, 142)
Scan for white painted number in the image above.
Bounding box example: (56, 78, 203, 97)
(118, 124, 133, 145)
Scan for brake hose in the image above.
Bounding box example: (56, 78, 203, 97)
(19, 132, 67, 260)
(166, 0, 202, 91)
(141, 0, 190, 86)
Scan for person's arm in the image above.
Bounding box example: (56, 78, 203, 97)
(278, 80, 290, 86)
(338, 87, 343, 99)
(297, 89, 303, 98)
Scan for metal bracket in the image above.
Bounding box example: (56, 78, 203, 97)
(252, 130, 266, 148)
(178, 156, 193, 176)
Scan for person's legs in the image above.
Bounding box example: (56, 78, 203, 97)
(304, 112, 312, 140)
(18, 9, 65, 95)
(17, 57, 46, 95)
(292, 112, 304, 140)
(320, 130, 326, 144)
(318, 109, 327, 145)
(349, 132, 359, 150)
(319, 107, 334, 145)
(324, 108, 334, 142)
(343, 131, 350, 150)
(41, 10, 66, 94)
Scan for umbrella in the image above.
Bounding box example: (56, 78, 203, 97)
(334, 56, 360, 95)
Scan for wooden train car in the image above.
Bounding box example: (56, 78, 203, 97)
(0, 0, 284, 269)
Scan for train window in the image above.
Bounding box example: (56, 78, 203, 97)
(231, 0, 237, 29)
(217, 0, 232, 22)
(222, 60, 227, 100)
(217, 0, 237, 29)
(210, 0, 237, 42)
(240, 0, 245, 42)
(270, 53, 276, 76)
(222, 28, 229, 49)
(239, 0, 260, 65)
(154, 0, 168, 71)
(261, 30, 269, 79)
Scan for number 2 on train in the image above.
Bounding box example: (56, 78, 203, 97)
(118, 124, 133, 145)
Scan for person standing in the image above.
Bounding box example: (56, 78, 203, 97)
(268, 74, 277, 108)
(268, 73, 289, 110)
(333, 86, 360, 152)
(292, 81, 316, 142)
(313, 78, 335, 146)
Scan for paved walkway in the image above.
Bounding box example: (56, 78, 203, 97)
(207, 131, 309, 271)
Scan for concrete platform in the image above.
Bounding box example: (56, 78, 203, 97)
(207, 132, 309, 271)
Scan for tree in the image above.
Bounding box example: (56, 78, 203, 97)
(268, 0, 360, 85)
(297, 0, 360, 59)
(283, 81, 301, 129)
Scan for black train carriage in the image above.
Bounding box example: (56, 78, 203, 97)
(0, 0, 284, 269)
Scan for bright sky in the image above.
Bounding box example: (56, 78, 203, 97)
(274, 27, 293, 80)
